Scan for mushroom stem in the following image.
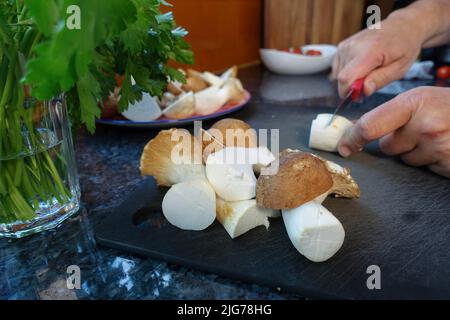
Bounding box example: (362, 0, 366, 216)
(282, 197, 345, 262)
(309, 114, 353, 152)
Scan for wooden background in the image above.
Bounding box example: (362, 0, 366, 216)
(167, 0, 395, 71)
(264, 0, 366, 49)
(167, 0, 262, 72)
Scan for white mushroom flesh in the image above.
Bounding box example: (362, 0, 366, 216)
(216, 198, 277, 238)
(162, 179, 216, 231)
(309, 113, 353, 152)
(282, 197, 345, 262)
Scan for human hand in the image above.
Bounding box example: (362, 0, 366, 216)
(331, 16, 424, 97)
(337, 86, 450, 178)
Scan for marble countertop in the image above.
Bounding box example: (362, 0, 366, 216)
(0, 65, 431, 300)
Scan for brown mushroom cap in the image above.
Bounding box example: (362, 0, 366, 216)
(256, 150, 333, 209)
(202, 118, 257, 162)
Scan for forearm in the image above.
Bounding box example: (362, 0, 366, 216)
(385, 0, 450, 48)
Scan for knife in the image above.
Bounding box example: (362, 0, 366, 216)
(327, 78, 365, 126)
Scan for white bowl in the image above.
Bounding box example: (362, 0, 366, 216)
(259, 44, 337, 75)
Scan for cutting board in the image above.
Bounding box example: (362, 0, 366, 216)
(95, 93, 450, 299)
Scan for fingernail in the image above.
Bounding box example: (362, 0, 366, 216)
(366, 81, 376, 96)
(338, 145, 352, 157)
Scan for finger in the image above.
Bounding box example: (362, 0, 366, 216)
(363, 60, 409, 96)
(400, 144, 436, 167)
(337, 53, 383, 97)
(379, 125, 419, 155)
(428, 161, 450, 178)
(330, 55, 340, 80)
(337, 90, 422, 157)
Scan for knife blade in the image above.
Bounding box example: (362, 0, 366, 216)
(327, 78, 365, 127)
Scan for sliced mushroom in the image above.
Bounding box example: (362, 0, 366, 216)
(162, 179, 216, 231)
(140, 129, 205, 186)
(205, 147, 258, 201)
(216, 198, 277, 239)
(167, 81, 184, 96)
(201, 71, 225, 87)
(220, 65, 238, 82)
(309, 113, 353, 152)
(181, 76, 209, 92)
(222, 78, 246, 104)
(195, 86, 229, 116)
(121, 93, 162, 122)
(163, 91, 195, 119)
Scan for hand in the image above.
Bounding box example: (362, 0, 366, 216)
(331, 16, 424, 97)
(337, 87, 450, 178)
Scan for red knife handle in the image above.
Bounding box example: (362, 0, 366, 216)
(350, 78, 365, 101)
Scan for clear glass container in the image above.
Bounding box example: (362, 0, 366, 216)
(0, 96, 80, 238)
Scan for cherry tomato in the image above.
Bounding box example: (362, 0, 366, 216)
(303, 49, 322, 56)
(282, 47, 302, 54)
(436, 66, 450, 80)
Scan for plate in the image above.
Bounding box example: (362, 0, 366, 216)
(260, 44, 337, 75)
(96, 90, 251, 128)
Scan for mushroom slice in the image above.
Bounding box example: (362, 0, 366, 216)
(121, 93, 162, 122)
(181, 76, 209, 92)
(167, 81, 184, 96)
(162, 179, 216, 231)
(195, 86, 229, 116)
(256, 151, 333, 209)
(159, 92, 176, 109)
(216, 198, 277, 239)
(309, 113, 353, 152)
(163, 91, 195, 119)
(201, 71, 225, 87)
(140, 129, 205, 186)
(206, 147, 271, 201)
(222, 78, 246, 104)
(282, 198, 345, 262)
(220, 65, 238, 82)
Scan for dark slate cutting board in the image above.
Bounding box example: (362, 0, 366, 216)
(95, 93, 450, 299)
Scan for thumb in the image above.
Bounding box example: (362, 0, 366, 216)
(337, 89, 422, 157)
(363, 61, 410, 96)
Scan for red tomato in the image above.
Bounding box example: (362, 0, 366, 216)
(282, 47, 302, 54)
(436, 66, 450, 80)
(304, 49, 322, 56)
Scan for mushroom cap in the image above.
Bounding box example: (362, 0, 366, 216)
(140, 128, 205, 186)
(202, 118, 257, 162)
(256, 150, 333, 209)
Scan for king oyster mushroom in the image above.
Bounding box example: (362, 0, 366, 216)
(140, 128, 205, 186)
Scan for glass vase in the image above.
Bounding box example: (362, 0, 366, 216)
(0, 96, 81, 238)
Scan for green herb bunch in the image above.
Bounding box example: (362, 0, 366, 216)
(0, 0, 193, 226)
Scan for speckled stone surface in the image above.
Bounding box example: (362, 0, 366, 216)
(0, 65, 432, 300)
